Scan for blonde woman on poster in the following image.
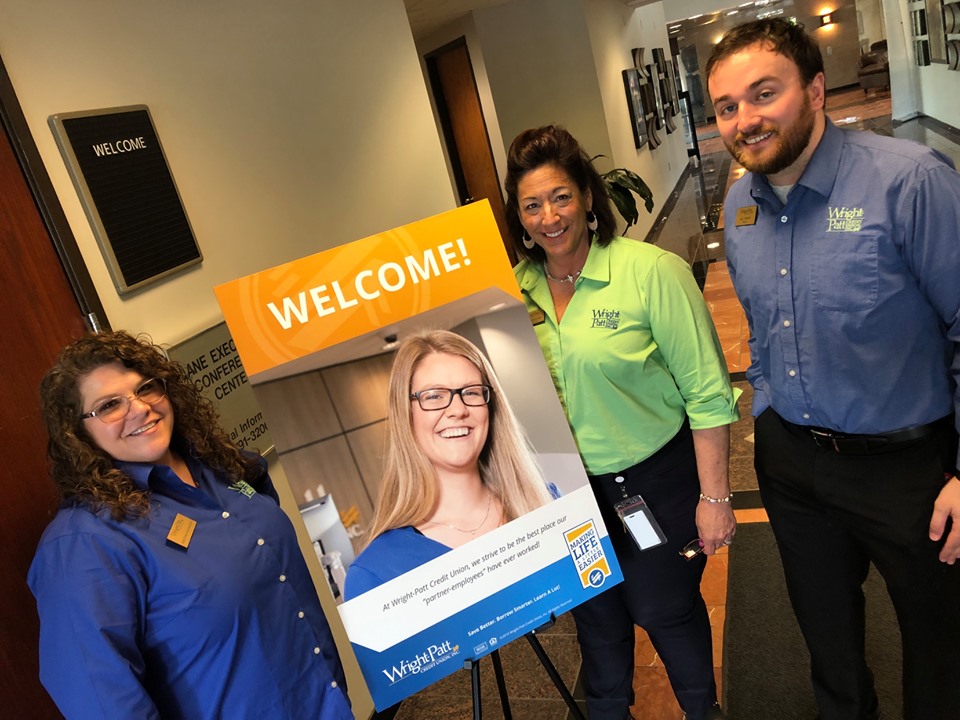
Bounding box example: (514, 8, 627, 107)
(344, 329, 558, 599)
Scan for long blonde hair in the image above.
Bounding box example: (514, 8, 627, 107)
(364, 329, 552, 545)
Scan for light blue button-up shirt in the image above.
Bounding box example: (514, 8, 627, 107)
(724, 120, 960, 466)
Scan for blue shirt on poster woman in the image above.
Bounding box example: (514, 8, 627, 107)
(724, 120, 960, 466)
(27, 453, 353, 720)
(344, 483, 562, 600)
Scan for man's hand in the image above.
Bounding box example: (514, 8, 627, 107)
(929, 476, 960, 564)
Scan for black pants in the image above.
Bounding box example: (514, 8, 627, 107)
(573, 423, 717, 720)
(755, 409, 960, 720)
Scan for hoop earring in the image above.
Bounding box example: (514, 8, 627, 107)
(586, 210, 598, 232)
(521, 230, 536, 250)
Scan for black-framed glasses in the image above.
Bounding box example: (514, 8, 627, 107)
(410, 384, 492, 411)
(80, 377, 168, 424)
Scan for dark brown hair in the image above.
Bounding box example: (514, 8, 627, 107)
(705, 18, 824, 87)
(40, 330, 261, 519)
(503, 125, 617, 263)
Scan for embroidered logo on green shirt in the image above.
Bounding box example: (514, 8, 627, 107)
(591, 308, 621, 329)
(826, 206, 864, 232)
(228, 480, 256, 498)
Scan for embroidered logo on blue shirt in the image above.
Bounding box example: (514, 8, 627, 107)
(591, 308, 620, 329)
(228, 480, 256, 498)
(827, 206, 864, 232)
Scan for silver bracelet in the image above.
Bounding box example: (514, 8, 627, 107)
(699, 492, 733, 503)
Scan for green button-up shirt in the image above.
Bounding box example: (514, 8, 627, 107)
(515, 237, 740, 475)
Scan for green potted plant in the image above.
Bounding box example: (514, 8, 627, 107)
(592, 155, 654, 234)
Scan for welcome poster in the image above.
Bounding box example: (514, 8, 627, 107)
(215, 202, 622, 708)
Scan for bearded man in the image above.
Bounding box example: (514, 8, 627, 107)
(707, 18, 960, 720)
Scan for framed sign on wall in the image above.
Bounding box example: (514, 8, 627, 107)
(49, 105, 202, 295)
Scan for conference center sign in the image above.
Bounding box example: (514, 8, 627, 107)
(215, 202, 622, 709)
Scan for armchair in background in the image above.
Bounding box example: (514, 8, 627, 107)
(858, 40, 890, 92)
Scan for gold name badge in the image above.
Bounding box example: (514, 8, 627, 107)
(528, 308, 546, 326)
(735, 205, 758, 227)
(166, 513, 197, 550)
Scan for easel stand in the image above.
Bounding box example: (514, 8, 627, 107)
(467, 616, 585, 720)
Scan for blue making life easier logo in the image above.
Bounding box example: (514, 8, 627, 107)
(588, 568, 607, 588)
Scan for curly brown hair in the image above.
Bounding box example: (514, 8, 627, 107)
(40, 330, 261, 520)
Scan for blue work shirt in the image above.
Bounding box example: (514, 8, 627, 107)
(28, 454, 353, 720)
(724, 120, 960, 467)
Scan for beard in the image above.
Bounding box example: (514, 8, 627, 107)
(727, 94, 816, 177)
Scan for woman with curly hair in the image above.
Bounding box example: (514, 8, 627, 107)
(28, 331, 353, 720)
(343, 329, 557, 599)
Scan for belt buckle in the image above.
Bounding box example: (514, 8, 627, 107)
(809, 428, 841, 452)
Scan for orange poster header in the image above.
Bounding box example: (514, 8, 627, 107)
(214, 202, 520, 377)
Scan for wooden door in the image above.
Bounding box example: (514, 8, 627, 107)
(427, 39, 515, 264)
(0, 61, 96, 718)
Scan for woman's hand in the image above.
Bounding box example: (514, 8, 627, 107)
(696, 500, 736, 556)
(691, 425, 736, 556)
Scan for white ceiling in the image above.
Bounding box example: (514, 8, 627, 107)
(402, 0, 663, 39)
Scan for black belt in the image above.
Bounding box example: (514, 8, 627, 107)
(801, 416, 951, 453)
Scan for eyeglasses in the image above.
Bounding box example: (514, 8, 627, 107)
(410, 384, 492, 411)
(80, 377, 168, 424)
(679, 538, 704, 560)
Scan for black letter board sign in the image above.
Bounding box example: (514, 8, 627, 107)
(49, 105, 202, 295)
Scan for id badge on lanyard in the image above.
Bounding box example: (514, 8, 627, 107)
(614, 491, 667, 550)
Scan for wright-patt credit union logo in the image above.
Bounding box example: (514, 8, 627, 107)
(381, 640, 461, 685)
(564, 520, 612, 588)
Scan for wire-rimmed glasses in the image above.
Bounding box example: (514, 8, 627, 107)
(410, 384, 492, 411)
(80, 377, 168, 423)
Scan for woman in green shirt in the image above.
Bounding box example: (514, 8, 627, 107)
(504, 125, 739, 720)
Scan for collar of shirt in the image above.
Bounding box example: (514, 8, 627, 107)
(749, 118, 844, 205)
(115, 452, 221, 507)
(515, 239, 612, 294)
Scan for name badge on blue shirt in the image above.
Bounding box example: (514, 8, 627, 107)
(735, 206, 758, 226)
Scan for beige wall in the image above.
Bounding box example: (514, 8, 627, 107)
(584, 0, 690, 241)
(0, 0, 456, 348)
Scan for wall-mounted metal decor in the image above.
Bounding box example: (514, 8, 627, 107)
(910, 1, 932, 65)
(630, 47, 661, 150)
(652, 48, 679, 134)
(926, 0, 948, 62)
(622, 68, 649, 149)
(49, 105, 202, 295)
(946, 1, 960, 70)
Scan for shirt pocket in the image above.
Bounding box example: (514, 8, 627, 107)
(810, 232, 879, 311)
